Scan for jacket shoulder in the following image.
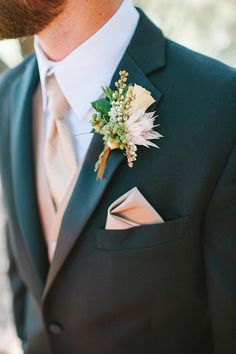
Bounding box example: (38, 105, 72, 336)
(159, 37, 236, 161)
(0, 53, 34, 96)
(165, 38, 236, 87)
(0, 54, 35, 151)
(162, 38, 236, 120)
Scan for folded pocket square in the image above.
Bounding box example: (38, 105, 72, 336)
(105, 187, 164, 230)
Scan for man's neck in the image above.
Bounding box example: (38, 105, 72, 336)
(37, 0, 123, 61)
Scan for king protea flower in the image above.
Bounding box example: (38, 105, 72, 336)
(124, 110, 162, 148)
(125, 84, 162, 148)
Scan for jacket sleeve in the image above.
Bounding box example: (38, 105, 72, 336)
(5, 221, 27, 344)
(204, 142, 236, 354)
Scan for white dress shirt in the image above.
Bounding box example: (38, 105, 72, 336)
(34, 0, 139, 174)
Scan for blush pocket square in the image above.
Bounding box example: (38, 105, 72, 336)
(105, 187, 164, 230)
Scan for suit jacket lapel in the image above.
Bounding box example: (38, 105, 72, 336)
(42, 9, 165, 301)
(10, 56, 49, 302)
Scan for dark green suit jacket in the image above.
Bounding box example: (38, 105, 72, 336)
(0, 8, 236, 354)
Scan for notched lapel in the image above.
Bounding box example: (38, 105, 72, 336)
(43, 48, 163, 300)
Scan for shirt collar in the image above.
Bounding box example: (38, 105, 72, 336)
(34, 0, 139, 120)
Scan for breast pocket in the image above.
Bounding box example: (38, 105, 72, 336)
(95, 216, 190, 250)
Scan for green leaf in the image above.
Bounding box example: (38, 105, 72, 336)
(102, 86, 114, 102)
(92, 98, 112, 115)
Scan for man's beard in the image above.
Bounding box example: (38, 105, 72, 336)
(0, 0, 67, 39)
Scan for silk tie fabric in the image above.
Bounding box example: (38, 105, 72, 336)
(44, 74, 77, 211)
(33, 83, 81, 262)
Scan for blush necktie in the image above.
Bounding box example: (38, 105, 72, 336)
(44, 73, 77, 211)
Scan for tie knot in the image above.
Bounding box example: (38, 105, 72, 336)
(46, 74, 69, 120)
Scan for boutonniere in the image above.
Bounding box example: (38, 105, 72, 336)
(90, 70, 162, 180)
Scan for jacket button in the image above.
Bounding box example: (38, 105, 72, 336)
(48, 322, 64, 335)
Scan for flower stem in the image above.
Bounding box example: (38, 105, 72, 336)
(95, 145, 111, 180)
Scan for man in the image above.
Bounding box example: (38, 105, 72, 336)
(0, 0, 235, 353)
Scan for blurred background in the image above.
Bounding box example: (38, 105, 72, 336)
(0, 0, 235, 353)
